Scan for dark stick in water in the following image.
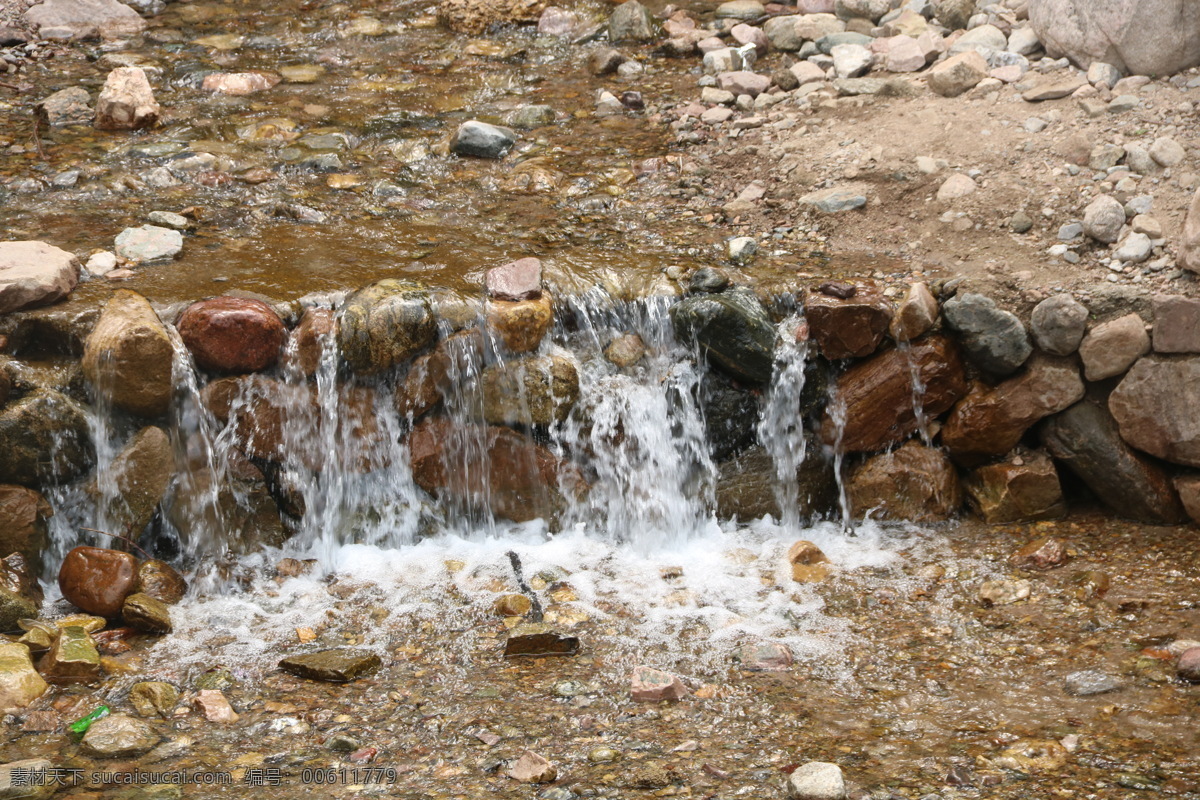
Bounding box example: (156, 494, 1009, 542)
(506, 550, 544, 623)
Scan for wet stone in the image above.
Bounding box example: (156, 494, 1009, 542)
(1011, 536, 1068, 570)
(631, 665, 688, 702)
(37, 86, 92, 126)
(689, 266, 730, 293)
(604, 333, 646, 367)
(507, 751, 557, 783)
(486, 256, 541, 301)
(452, 121, 518, 159)
(1064, 669, 1124, 696)
(978, 578, 1032, 606)
(194, 689, 238, 722)
(58, 546, 138, 618)
(177, 297, 286, 374)
(787, 761, 846, 800)
(80, 714, 161, 758)
(114, 225, 183, 263)
(39, 625, 100, 683)
(279, 649, 382, 682)
(733, 641, 794, 671)
(670, 287, 776, 385)
(943, 293, 1031, 375)
(128, 681, 180, 717)
(1177, 648, 1200, 682)
(135, 559, 187, 605)
(0, 759, 55, 800)
(122, 592, 172, 634)
(504, 623, 580, 657)
(0, 642, 49, 713)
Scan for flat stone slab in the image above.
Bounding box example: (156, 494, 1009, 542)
(503, 623, 580, 657)
(278, 649, 382, 682)
(1064, 669, 1124, 696)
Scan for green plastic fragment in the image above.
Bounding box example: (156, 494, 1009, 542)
(68, 704, 111, 737)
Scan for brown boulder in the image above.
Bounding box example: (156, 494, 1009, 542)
(941, 355, 1085, 458)
(38, 625, 101, 683)
(714, 443, 838, 523)
(1152, 296, 1200, 354)
(487, 294, 553, 354)
(437, 0, 547, 34)
(1175, 474, 1200, 524)
(1109, 356, 1200, 467)
(337, 280, 437, 375)
(408, 417, 585, 524)
(890, 282, 939, 342)
(820, 334, 968, 453)
(847, 441, 962, 521)
(289, 306, 336, 377)
(479, 353, 580, 426)
(89, 426, 172, 538)
(964, 450, 1066, 523)
(395, 329, 485, 419)
(805, 284, 893, 359)
(58, 546, 138, 617)
(1, 553, 43, 632)
(81, 290, 175, 418)
(177, 297, 287, 374)
(134, 559, 186, 605)
(0, 484, 52, 573)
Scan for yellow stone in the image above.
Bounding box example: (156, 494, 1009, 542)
(326, 174, 363, 190)
(791, 563, 833, 584)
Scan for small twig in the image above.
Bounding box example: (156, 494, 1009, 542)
(0, 81, 24, 91)
(31, 113, 46, 160)
(80, 526, 152, 559)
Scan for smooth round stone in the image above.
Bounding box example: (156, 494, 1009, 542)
(715, 0, 765, 19)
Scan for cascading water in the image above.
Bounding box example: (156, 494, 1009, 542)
(757, 314, 809, 530)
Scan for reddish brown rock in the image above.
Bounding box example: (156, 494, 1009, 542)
(964, 451, 1065, 524)
(486, 257, 542, 301)
(0, 484, 52, 572)
(820, 334, 968, 453)
(1152, 296, 1200, 353)
(395, 329, 485, 419)
(1179, 647, 1200, 682)
(847, 440, 962, 521)
(941, 355, 1085, 458)
(486, 294, 553, 354)
(630, 665, 688, 702)
(1110, 356, 1200, 468)
(890, 282, 939, 342)
(177, 297, 286, 374)
(58, 546, 138, 617)
(1010, 536, 1069, 570)
(408, 417, 585, 524)
(290, 307, 336, 377)
(805, 284, 894, 359)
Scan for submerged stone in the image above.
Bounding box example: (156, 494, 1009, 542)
(503, 623, 580, 657)
(122, 592, 172, 634)
(80, 714, 161, 758)
(278, 649, 382, 682)
(1064, 669, 1123, 696)
(129, 681, 180, 717)
(0, 642, 49, 713)
(451, 121, 518, 159)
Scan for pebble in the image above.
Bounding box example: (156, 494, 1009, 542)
(978, 578, 1031, 606)
(114, 225, 183, 263)
(728, 236, 758, 262)
(1064, 670, 1124, 696)
(787, 761, 846, 800)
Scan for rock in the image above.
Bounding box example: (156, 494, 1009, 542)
(589, 47, 626, 76)
(927, 50, 988, 97)
(733, 641, 793, 671)
(882, 34, 927, 72)
(480, 354, 579, 426)
(937, 173, 976, 201)
(1174, 474, 1200, 523)
(821, 334, 967, 452)
(0, 486, 52, 573)
(408, 417, 585, 523)
(486, 257, 541, 301)
(289, 306, 336, 378)
(537, 7, 578, 35)
(942, 355, 1084, 457)
(338, 280, 436, 375)
(395, 329, 485, 419)
(715, 442, 838, 521)
(1114, 232, 1153, 264)
(943, 293, 1032, 375)
(609, 0, 654, 42)
(1180, 188, 1200, 274)
(831, 43, 873, 78)
(1148, 136, 1185, 167)
(671, 287, 776, 385)
(805, 284, 892, 359)
(787, 761, 846, 800)
(58, 546, 138, 617)
(134, 559, 186, 605)
(890, 282, 939, 342)
(950, 23, 1006, 56)
(0, 643, 48, 713)
(631, 666, 688, 702)
(1030, 294, 1088, 356)
(503, 622, 580, 656)
(128, 681, 179, 717)
(1178, 648, 1200, 682)
(504, 105, 555, 130)
(604, 334, 645, 368)
(716, 70, 772, 97)
(81, 291, 174, 417)
(1082, 194, 1125, 244)
(493, 593, 532, 616)
(0, 390, 94, 487)
(835, 0, 890, 21)
(122, 592, 171, 634)
(1077, 313, 1148, 381)
(452, 121, 517, 158)
(1041, 400, 1185, 524)
(24, 0, 145, 39)
(1152, 297, 1200, 353)
(487, 294, 553, 354)
(764, 16, 804, 51)
(37, 86, 92, 126)
(94, 67, 159, 130)
(279, 649, 382, 682)
(1064, 670, 1123, 696)
(80, 714, 160, 758)
(1087, 61, 1120, 88)
(728, 236, 758, 263)
(195, 689, 238, 723)
(716, 0, 765, 19)
(166, 455, 288, 553)
(0, 553, 42, 633)
(1021, 74, 1087, 101)
(799, 186, 868, 213)
(978, 578, 1031, 606)
(697, 370, 760, 461)
(1012, 536, 1069, 570)
(795, 12, 845, 41)
(88, 425, 171, 538)
(114, 225, 182, 263)
(0, 759, 55, 800)
(1109, 356, 1200, 467)
(932, 0, 974, 30)
(1030, 0, 1200, 77)
(0, 240, 80, 314)
(848, 441, 962, 521)
(965, 451, 1065, 523)
(177, 297, 286, 374)
(438, 0, 547, 33)
(200, 72, 280, 95)
(507, 751, 557, 783)
(39, 625, 100, 683)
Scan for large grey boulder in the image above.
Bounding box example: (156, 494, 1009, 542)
(670, 287, 776, 385)
(0, 241, 80, 314)
(942, 293, 1032, 375)
(1030, 0, 1200, 76)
